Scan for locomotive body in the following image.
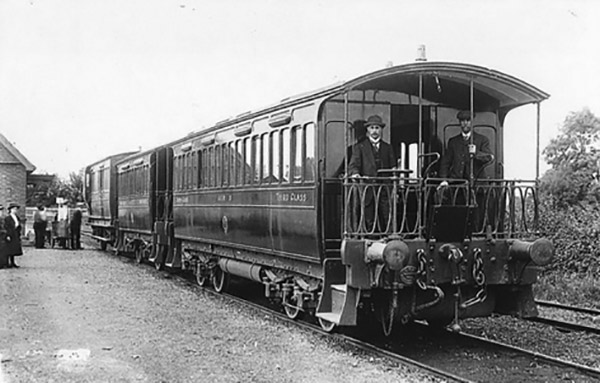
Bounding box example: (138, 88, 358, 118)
(87, 61, 554, 334)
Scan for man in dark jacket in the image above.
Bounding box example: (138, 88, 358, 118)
(70, 208, 82, 250)
(348, 115, 396, 233)
(33, 205, 48, 249)
(439, 110, 493, 183)
(438, 111, 494, 231)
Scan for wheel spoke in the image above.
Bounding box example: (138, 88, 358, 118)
(318, 318, 336, 333)
(212, 267, 229, 293)
(283, 292, 303, 320)
(196, 263, 208, 287)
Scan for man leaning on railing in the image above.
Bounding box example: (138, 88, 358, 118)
(348, 115, 396, 233)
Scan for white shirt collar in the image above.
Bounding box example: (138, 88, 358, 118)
(462, 132, 472, 140)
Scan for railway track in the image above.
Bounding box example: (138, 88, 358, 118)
(536, 299, 600, 316)
(530, 299, 600, 335)
(94, 245, 600, 383)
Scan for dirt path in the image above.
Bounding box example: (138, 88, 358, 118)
(0, 247, 436, 383)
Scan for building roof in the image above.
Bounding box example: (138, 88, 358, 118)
(0, 133, 36, 173)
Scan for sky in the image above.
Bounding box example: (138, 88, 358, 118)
(1, 0, 599, 180)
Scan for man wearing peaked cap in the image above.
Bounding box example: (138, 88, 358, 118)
(439, 110, 493, 182)
(456, 110, 474, 121)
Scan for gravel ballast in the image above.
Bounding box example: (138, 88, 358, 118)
(0, 247, 439, 383)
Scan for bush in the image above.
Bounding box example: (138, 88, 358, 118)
(539, 198, 600, 275)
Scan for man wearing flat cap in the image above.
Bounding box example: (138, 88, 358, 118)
(348, 115, 396, 232)
(439, 111, 493, 184)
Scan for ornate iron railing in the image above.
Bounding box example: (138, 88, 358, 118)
(343, 177, 539, 240)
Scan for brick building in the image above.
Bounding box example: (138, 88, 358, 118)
(0, 133, 35, 214)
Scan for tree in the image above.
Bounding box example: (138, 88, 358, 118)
(26, 169, 85, 208)
(540, 108, 600, 207)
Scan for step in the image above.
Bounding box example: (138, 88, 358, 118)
(331, 284, 347, 293)
(315, 312, 341, 323)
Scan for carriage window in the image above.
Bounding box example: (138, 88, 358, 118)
(291, 126, 302, 182)
(305, 123, 315, 182)
(200, 149, 206, 188)
(244, 138, 252, 185)
(173, 156, 179, 190)
(216, 145, 223, 187)
(187, 153, 192, 189)
(220, 144, 228, 187)
(143, 165, 148, 195)
(181, 155, 185, 190)
(253, 135, 261, 184)
(181, 155, 186, 190)
(208, 147, 214, 187)
(228, 142, 235, 187)
(282, 128, 290, 183)
(192, 151, 198, 189)
(138, 167, 142, 194)
(186, 154, 190, 189)
(235, 140, 243, 186)
(262, 133, 270, 184)
(180, 155, 185, 190)
(271, 130, 280, 183)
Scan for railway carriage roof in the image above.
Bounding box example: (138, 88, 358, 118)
(341, 61, 549, 113)
(208, 61, 548, 130)
(173, 61, 549, 142)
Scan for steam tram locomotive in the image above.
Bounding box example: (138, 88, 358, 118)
(85, 61, 554, 335)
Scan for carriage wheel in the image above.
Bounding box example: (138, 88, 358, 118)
(196, 263, 209, 287)
(283, 292, 304, 320)
(212, 267, 229, 293)
(142, 244, 153, 265)
(154, 245, 165, 271)
(377, 292, 396, 337)
(318, 317, 336, 333)
(135, 246, 144, 264)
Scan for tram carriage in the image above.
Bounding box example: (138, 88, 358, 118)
(87, 61, 554, 335)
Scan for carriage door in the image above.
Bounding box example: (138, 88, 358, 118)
(150, 147, 174, 265)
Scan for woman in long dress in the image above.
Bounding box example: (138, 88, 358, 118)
(4, 202, 23, 268)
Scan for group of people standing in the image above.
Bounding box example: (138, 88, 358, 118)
(0, 203, 84, 270)
(0, 202, 24, 269)
(33, 204, 83, 250)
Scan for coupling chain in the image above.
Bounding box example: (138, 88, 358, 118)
(416, 249, 428, 290)
(472, 248, 485, 286)
(460, 248, 487, 309)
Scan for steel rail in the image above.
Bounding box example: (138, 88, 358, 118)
(171, 271, 474, 383)
(102, 250, 473, 383)
(455, 331, 600, 380)
(91, 244, 598, 382)
(525, 316, 600, 335)
(536, 299, 600, 316)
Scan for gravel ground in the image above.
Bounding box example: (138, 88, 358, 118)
(461, 313, 600, 370)
(0, 246, 440, 383)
